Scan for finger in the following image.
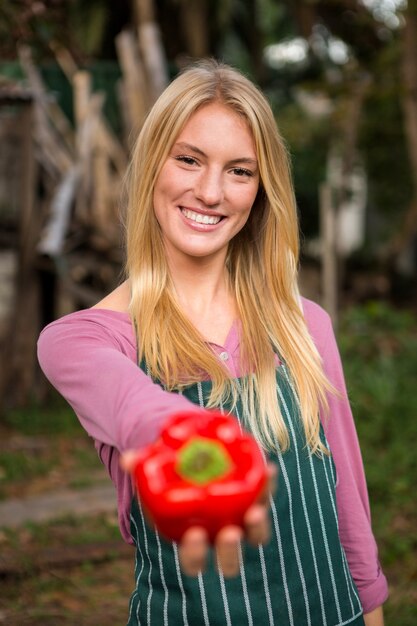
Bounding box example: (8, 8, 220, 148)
(178, 527, 209, 577)
(258, 462, 278, 505)
(243, 504, 270, 545)
(215, 525, 243, 577)
(120, 450, 139, 473)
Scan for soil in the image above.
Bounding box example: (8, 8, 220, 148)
(0, 427, 137, 625)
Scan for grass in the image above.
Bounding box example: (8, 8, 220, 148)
(0, 393, 104, 499)
(2, 395, 84, 436)
(0, 515, 132, 626)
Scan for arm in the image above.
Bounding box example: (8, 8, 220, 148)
(37, 309, 198, 452)
(364, 606, 384, 626)
(38, 309, 273, 561)
(302, 299, 388, 615)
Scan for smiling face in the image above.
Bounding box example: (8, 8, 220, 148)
(152, 102, 260, 267)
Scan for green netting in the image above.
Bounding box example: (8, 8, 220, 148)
(0, 60, 122, 136)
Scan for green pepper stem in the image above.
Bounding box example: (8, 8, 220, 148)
(176, 437, 233, 486)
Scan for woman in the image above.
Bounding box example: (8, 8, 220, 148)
(38, 60, 388, 625)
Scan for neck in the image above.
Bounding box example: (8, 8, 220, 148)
(165, 250, 236, 343)
(170, 256, 230, 310)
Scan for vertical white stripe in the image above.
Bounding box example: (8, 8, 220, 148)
(324, 438, 362, 615)
(258, 545, 274, 626)
(218, 570, 232, 626)
(198, 571, 211, 626)
(131, 513, 145, 584)
(237, 544, 253, 626)
(172, 543, 189, 626)
(155, 530, 169, 626)
(341, 550, 362, 612)
(284, 367, 362, 626)
(127, 590, 138, 626)
(233, 401, 256, 626)
(322, 431, 337, 488)
(282, 365, 346, 624)
(309, 453, 343, 623)
(269, 496, 294, 626)
(197, 382, 205, 408)
(233, 380, 244, 433)
(136, 499, 154, 626)
(274, 437, 312, 626)
(130, 513, 146, 624)
(235, 383, 273, 625)
(196, 382, 212, 626)
(322, 460, 356, 615)
(328, 451, 337, 485)
(278, 380, 326, 626)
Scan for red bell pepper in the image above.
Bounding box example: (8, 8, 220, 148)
(131, 409, 268, 542)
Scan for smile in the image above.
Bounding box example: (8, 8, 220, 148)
(181, 208, 222, 225)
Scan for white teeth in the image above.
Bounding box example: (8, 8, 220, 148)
(181, 208, 221, 225)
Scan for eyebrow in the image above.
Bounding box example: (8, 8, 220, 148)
(173, 142, 258, 167)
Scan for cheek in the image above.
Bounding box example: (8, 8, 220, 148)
(152, 188, 162, 223)
(154, 169, 186, 207)
(153, 171, 174, 216)
(235, 185, 259, 215)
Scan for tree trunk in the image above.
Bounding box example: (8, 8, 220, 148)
(389, 8, 417, 260)
(178, 0, 210, 58)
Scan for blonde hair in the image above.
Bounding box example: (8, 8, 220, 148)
(125, 59, 332, 454)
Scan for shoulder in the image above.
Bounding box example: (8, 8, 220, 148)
(91, 280, 130, 313)
(300, 297, 334, 357)
(40, 280, 133, 346)
(38, 308, 136, 356)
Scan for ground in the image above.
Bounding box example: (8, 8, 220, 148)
(0, 402, 136, 625)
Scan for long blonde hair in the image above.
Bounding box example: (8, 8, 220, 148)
(125, 59, 332, 454)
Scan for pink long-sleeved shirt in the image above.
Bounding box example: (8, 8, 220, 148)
(37, 297, 388, 613)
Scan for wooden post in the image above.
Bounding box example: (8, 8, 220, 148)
(178, 0, 210, 59)
(19, 46, 74, 177)
(37, 165, 81, 256)
(51, 44, 127, 175)
(138, 22, 169, 100)
(73, 71, 93, 222)
(135, 0, 168, 101)
(0, 101, 40, 410)
(320, 183, 338, 327)
(115, 30, 149, 142)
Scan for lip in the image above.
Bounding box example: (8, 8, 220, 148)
(179, 205, 225, 218)
(178, 206, 226, 231)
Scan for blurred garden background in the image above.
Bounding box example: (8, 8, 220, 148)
(0, 0, 416, 624)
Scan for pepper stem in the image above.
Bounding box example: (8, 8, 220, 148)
(176, 437, 232, 486)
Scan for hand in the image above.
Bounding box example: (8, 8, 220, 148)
(363, 606, 384, 626)
(122, 452, 277, 577)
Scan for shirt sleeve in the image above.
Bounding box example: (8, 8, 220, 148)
(307, 304, 389, 613)
(37, 311, 198, 453)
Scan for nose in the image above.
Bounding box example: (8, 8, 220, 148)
(195, 168, 223, 207)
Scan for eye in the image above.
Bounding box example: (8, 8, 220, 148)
(175, 155, 199, 166)
(232, 167, 254, 177)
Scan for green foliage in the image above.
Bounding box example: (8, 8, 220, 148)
(0, 450, 53, 483)
(338, 302, 417, 621)
(359, 42, 413, 242)
(0, 395, 100, 499)
(339, 301, 417, 504)
(3, 395, 80, 435)
(19, 513, 121, 547)
(276, 102, 330, 236)
(68, 0, 109, 58)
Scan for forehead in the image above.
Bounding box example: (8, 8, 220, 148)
(174, 102, 256, 153)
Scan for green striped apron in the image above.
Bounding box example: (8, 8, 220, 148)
(127, 363, 364, 626)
